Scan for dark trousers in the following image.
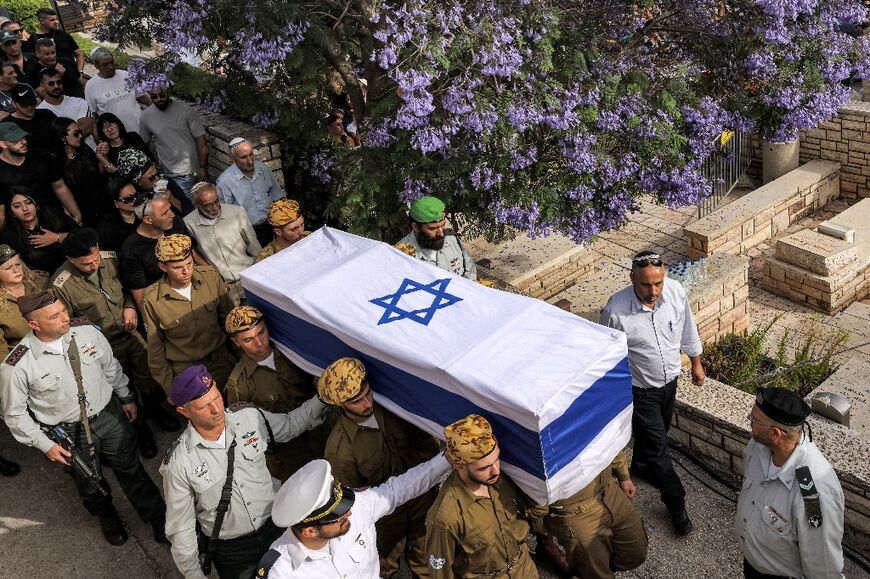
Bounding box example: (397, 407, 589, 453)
(743, 559, 790, 579)
(64, 397, 165, 522)
(212, 518, 284, 579)
(630, 377, 686, 512)
(253, 221, 273, 248)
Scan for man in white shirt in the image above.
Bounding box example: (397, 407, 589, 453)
(37, 67, 96, 147)
(183, 182, 261, 305)
(84, 47, 148, 134)
(600, 250, 705, 536)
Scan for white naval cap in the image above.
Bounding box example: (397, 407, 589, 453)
(272, 459, 356, 528)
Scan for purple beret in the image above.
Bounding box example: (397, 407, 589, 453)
(170, 364, 213, 406)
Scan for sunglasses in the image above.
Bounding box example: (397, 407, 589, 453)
(632, 255, 664, 268)
(6, 28, 22, 34)
(118, 193, 138, 204)
(46, 80, 62, 86)
(67, 130, 82, 138)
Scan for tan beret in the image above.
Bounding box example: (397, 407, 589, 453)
(393, 242, 417, 256)
(268, 199, 302, 227)
(317, 358, 366, 405)
(17, 289, 58, 316)
(155, 234, 192, 262)
(445, 414, 497, 464)
(225, 305, 263, 334)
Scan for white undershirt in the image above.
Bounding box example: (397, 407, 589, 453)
(173, 283, 193, 301)
(359, 414, 380, 430)
(257, 351, 276, 371)
(216, 429, 226, 448)
(42, 336, 65, 355)
(768, 461, 782, 479)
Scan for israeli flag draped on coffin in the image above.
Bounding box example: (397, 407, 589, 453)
(241, 227, 633, 504)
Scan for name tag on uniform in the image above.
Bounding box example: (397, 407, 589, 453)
(763, 505, 789, 534)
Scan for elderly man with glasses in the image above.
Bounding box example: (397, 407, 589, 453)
(600, 250, 705, 536)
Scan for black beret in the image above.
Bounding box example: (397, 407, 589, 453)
(61, 227, 99, 258)
(755, 387, 810, 426)
(17, 289, 58, 316)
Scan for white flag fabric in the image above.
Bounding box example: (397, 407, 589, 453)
(241, 227, 632, 504)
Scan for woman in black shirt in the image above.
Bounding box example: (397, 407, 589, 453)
(94, 112, 154, 173)
(52, 116, 108, 227)
(96, 178, 139, 251)
(1, 186, 77, 274)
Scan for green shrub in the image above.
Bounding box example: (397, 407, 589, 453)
(703, 318, 847, 397)
(4, 0, 52, 31)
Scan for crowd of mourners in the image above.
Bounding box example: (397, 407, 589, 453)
(0, 9, 853, 579)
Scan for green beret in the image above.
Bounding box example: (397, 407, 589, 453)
(409, 196, 445, 224)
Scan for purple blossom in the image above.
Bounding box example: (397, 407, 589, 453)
(251, 111, 279, 129)
(124, 59, 172, 93)
(309, 151, 334, 184)
(400, 178, 429, 202)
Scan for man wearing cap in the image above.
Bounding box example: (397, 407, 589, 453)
(6, 82, 58, 152)
(224, 304, 328, 481)
(254, 199, 307, 264)
(216, 137, 284, 247)
(0, 289, 167, 546)
(51, 228, 180, 441)
(1, 30, 33, 83)
(141, 233, 235, 396)
(425, 414, 538, 578)
(397, 196, 477, 280)
(737, 387, 845, 579)
(184, 182, 261, 306)
(0, 121, 82, 230)
(318, 357, 440, 578)
(161, 364, 327, 579)
(600, 250, 704, 535)
(260, 453, 451, 578)
(119, 191, 200, 310)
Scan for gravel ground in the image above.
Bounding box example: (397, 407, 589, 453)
(1, 423, 867, 578)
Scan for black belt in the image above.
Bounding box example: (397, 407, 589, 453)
(57, 402, 110, 429)
(211, 518, 279, 545)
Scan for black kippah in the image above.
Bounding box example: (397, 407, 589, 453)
(61, 227, 99, 258)
(755, 387, 811, 426)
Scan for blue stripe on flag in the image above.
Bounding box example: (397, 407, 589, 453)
(247, 291, 631, 480)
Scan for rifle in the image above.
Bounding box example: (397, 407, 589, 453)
(44, 425, 108, 496)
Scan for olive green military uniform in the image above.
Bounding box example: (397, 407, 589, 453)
(325, 404, 440, 578)
(226, 348, 330, 481)
(397, 230, 478, 280)
(51, 251, 163, 401)
(253, 240, 281, 264)
(425, 470, 538, 579)
(141, 265, 235, 395)
(529, 450, 647, 578)
(0, 272, 47, 358)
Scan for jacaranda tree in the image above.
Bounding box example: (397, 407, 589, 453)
(104, 0, 870, 241)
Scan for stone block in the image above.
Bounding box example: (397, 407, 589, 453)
(690, 435, 732, 468)
(734, 285, 749, 304)
(810, 357, 870, 439)
(775, 229, 858, 276)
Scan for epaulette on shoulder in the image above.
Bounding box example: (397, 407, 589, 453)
(255, 549, 281, 578)
(228, 401, 255, 412)
(52, 270, 72, 289)
(162, 437, 183, 466)
(100, 250, 118, 259)
(5, 344, 29, 366)
(69, 317, 92, 327)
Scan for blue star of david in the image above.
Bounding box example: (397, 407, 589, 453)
(369, 278, 462, 326)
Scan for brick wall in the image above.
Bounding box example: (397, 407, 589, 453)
(691, 254, 750, 344)
(800, 101, 870, 199)
(198, 111, 285, 189)
(685, 160, 840, 258)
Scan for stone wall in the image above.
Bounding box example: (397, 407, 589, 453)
(691, 254, 750, 344)
(684, 160, 840, 258)
(198, 111, 285, 189)
(673, 375, 870, 543)
(800, 101, 870, 199)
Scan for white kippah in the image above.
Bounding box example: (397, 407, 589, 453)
(229, 137, 247, 149)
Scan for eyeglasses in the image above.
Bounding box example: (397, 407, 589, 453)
(747, 413, 776, 428)
(632, 255, 664, 268)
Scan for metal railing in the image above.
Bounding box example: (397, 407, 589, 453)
(697, 130, 752, 218)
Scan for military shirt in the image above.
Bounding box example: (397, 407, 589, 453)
(264, 455, 451, 579)
(530, 450, 631, 518)
(226, 347, 314, 412)
(425, 471, 538, 578)
(141, 265, 233, 390)
(325, 404, 440, 489)
(160, 399, 326, 579)
(736, 436, 845, 579)
(51, 251, 135, 342)
(254, 239, 282, 264)
(0, 322, 132, 453)
(0, 271, 48, 358)
(398, 231, 478, 280)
